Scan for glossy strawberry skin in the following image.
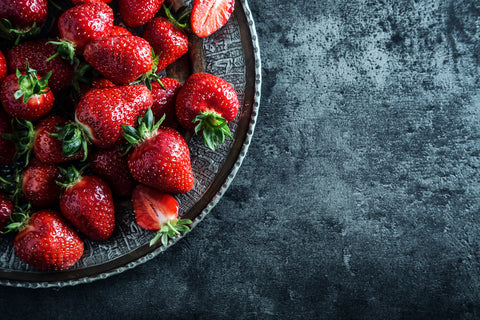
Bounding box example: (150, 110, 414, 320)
(132, 184, 178, 231)
(90, 145, 137, 196)
(7, 39, 75, 93)
(151, 79, 181, 128)
(0, 192, 14, 232)
(14, 209, 84, 271)
(58, 2, 114, 53)
(22, 159, 62, 208)
(0, 73, 54, 122)
(143, 17, 188, 72)
(128, 126, 194, 194)
(0, 0, 48, 30)
(175, 72, 239, 132)
(60, 176, 115, 241)
(119, 0, 164, 28)
(72, 0, 112, 4)
(0, 51, 7, 84)
(110, 25, 132, 36)
(34, 115, 85, 163)
(75, 85, 153, 148)
(191, 0, 235, 38)
(0, 107, 16, 164)
(84, 35, 153, 85)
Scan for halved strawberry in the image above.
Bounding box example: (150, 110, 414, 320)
(191, 0, 235, 38)
(132, 184, 191, 246)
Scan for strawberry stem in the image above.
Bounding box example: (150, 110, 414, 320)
(2, 119, 36, 166)
(14, 62, 52, 104)
(51, 122, 90, 161)
(149, 218, 192, 246)
(1, 203, 31, 234)
(122, 108, 166, 154)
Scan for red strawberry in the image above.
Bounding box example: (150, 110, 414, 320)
(59, 166, 115, 241)
(143, 17, 188, 72)
(122, 109, 194, 194)
(175, 72, 239, 150)
(0, 0, 48, 42)
(54, 2, 114, 59)
(91, 77, 115, 89)
(150, 78, 181, 128)
(118, 0, 164, 28)
(72, 0, 112, 4)
(90, 145, 137, 196)
(84, 35, 154, 86)
(191, 0, 235, 38)
(0, 66, 54, 121)
(110, 25, 132, 36)
(13, 209, 84, 271)
(0, 107, 16, 164)
(21, 159, 62, 207)
(0, 51, 7, 84)
(132, 184, 191, 246)
(0, 192, 13, 232)
(7, 39, 75, 93)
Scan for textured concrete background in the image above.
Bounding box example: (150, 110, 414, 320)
(2, 0, 480, 319)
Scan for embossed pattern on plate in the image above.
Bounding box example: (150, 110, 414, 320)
(0, 0, 261, 287)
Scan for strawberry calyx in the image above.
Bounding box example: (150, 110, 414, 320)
(0, 19, 42, 46)
(1, 118, 36, 165)
(149, 218, 192, 246)
(51, 122, 90, 161)
(46, 39, 78, 65)
(1, 203, 32, 235)
(56, 165, 87, 188)
(0, 172, 23, 206)
(193, 110, 233, 150)
(121, 108, 165, 154)
(14, 63, 52, 104)
(131, 48, 165, 91)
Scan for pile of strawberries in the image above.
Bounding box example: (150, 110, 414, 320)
(0, 0, 239, 271)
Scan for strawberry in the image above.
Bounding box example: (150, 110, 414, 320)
(21, 159, 62, 207)
(58, 166, 115, 241)
(0, 107, 16, 164)
(118, 0, 164, 28)
(53, 2, 114, 61)
(122, 109, 194, 194)
(132, 184, 191, 246)
(150, 78, 181, 128)
(0, 50, 7, 84)
(0, 65, 54, 122)
(0, 192, 13, 232)
(84, 35, 154, 86)
(13, 208, 84, 271)
(175, 72, 239, 150)
(191, 0, 235, 38)
(91, 77, 115, 89)
(6, 115, 85, 164)
(110, 25, 132, 36)
(143, 17, 188, 72)
(90, 145, 137, 196)
(0, 0, 48, 43)
(72, 0, 112, 4)
(7, 39, 75, 93)
(55, 85, 152, 159)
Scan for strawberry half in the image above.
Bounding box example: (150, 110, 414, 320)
(12, 208, 84, 271)
(122, 109, 194, 194)
(118, 0, 164, 28)
(175, 72, 239, 150)
(132, 184, 191, 246)
(191, 0, 235, 38)
(58, 166, 115, 241)
(0, 65, 54, 122)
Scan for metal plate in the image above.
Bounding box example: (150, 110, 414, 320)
(0, 0, 261, 288)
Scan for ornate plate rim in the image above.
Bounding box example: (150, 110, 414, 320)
(0, 0, 261, 288)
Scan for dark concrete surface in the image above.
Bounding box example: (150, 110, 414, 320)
(3, 0, 480, 319)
